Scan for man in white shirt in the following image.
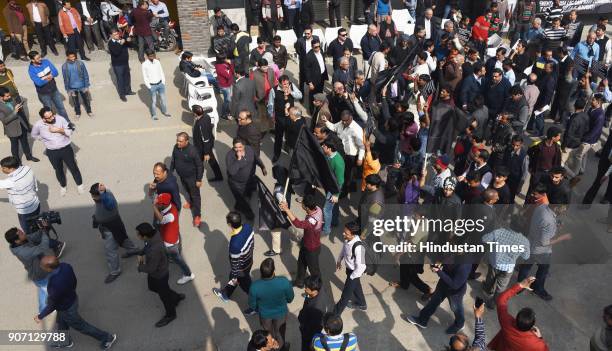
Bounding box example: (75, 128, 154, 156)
(322, 110, 365, 196)
(334, 221, 367, 315)
(141, 50, 170, 120)
(0, 156, 40, 233)
(26, 1, 59, 57)
(149, 0, 170, 38)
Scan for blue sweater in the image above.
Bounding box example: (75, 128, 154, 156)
(28, 59, 59, 88)
(38, 263, 77, 319)
(229, 224, 254, 279)
(62, 60, 90, 91)
(583, 108, 605, 144)
(436, 263, 471, 296)
(156, 174, 181, 209)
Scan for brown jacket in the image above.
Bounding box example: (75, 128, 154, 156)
(250, 68, 277, 102)
(57, 7, 82, 35)
(26, 2, 50, 27)
(3, 4, 28, 35)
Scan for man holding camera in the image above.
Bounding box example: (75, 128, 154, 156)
(90, 182, 140, 284)
(4, 226, 62, 314)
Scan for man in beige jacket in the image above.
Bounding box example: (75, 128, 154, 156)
(26, 1, 59, 57)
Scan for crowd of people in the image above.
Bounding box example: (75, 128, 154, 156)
(1, 0, 612, 350)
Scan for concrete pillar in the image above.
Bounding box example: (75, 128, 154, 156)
(176, 0, 211, 55)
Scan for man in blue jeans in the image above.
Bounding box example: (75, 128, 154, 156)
(27, 51, 71, 124)
(322, 139, 344, 236)
(142, 50, 170, 120)
(404, 262, 472, 334)
(35, 256, 117, 349)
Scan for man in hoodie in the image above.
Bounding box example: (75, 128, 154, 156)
(90, 182, 140, 284)
(27, 51, 71, 124)
(62, 51, 93, 119)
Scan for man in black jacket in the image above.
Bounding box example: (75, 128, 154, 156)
(170, 132, 204, 227)
(75, 0, 105, 51)
(295, 27, 319, 93)
(108, 30, 134, 102)
(561, 98, 589, 181)
(298, 276, 326, 351)
(225, 138, 267, 220)
(192, 105, 223, 182)
(305, 39, 328, 113)
(136, 223, 185, 328)
(236, 110, 263, 157)
(326, 28, 353, 71)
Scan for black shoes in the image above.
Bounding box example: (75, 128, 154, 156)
(126, 92, 136, 95)
(120, 96, 127, 102)
(27, 156, 40, 162)
(264, 250, 279, 257)
(82, 57, 91, 61)
(104, 273, 120, 284)
(155, 315, 176, 328)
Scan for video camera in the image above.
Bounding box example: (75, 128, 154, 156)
(27, 211, 62, 237)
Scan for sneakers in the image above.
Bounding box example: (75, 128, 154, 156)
(177, 273, 195, 285)
(102, 334, 117, 350)
(60, 187, 67, 197)
(55, 241, 67, 258)
(346, 301, 367, 311)
(243, 307, 257, 316)
(193, 216, 201, 227)
(152, 116, 158, 120)
(404, 315, 427, 329)
(212, 288, 229, 302)
(162, 113, 171, 118)
(51, 341, 74, 348)
(264, 250, 279, 257)
(77, 184, 85, 194)
(445, 324, 464, 334)
(104, 273, 120, 284)
(87, 113, 94, 118)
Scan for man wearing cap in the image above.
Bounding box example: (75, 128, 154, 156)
(420, 154, 452, 203)
(136, 222, 185, 328)
(90, 182, 140, 284)
(153, 193, 195, 285)
(312, 93, 332, 127)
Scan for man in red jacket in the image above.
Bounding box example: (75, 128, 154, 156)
(488, 277, 550, 351)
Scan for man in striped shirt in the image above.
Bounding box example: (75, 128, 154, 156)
(213, 211, 255, 314)
(312, 313, 358, 351)
(0, 156, 40, 233)
(543, 18, 566, 51)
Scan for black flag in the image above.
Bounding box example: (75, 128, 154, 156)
(256, 176, 291, 231)
(374, 44, 419, 92)
(289, 127, 340, 195)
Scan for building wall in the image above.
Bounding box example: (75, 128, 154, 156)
(176, 0, 211, 55)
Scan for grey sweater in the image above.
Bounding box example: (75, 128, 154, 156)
(10, 230, 52, 281)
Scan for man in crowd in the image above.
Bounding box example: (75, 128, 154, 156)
(142, 50, 170, 120)
(236, 110, 263, 157)
(31, 107, 83, 196)
(34, 255, 117, 349)
(130, 0, 154, 62)
(334, 221, 367, 315)
(28, 51, 70, 123)
(192, 105, 223, 182)
(75, 0, 105, 52)
(0, 88, 38, 164)
(136, 222, 185, 328)
(297, 276, 326, 351)
(279, 194, 322, 287)
(170, 132, 203, 227)
(58, 0, 89, 60)
(90, 182, 140, 284)
(311, 313, 359, 350)
(61, 51, 93, 119)
(249, 258, 294, 350)
(268, 75, 302, 162)
(108, 29, 135, 102)
(27, 0, 58, 57)
(213, 211, 254, 307)
(225, 138, 267, 221)
(230, 68, 256, 120)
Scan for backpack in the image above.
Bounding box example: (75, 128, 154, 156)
(320, 333, 350, 351)
(351, 238, 380, 276)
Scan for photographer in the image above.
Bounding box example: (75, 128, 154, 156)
(0, 156, 40, 233)
(90, 182, 140, 284)
(31, 106, 84, 197)
(4, 226, 63, 313)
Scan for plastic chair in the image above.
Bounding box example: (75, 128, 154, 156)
(349, 24, 368, 50)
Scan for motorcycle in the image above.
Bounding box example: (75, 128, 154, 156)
(151, 17, 178, 52)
